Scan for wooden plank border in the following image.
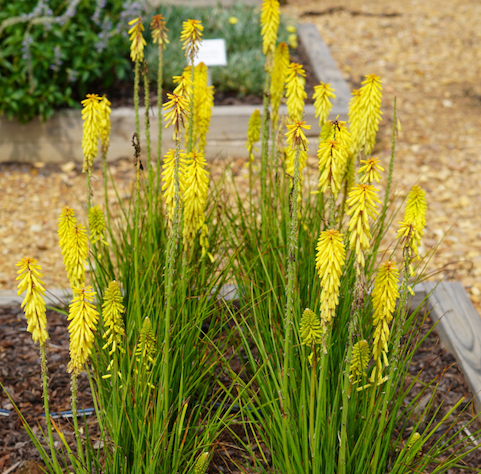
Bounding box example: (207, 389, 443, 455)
(410, 281, 481, 414)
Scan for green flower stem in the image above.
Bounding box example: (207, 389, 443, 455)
(163, 137, 183, 439)
(102, 149, 111, 235)
(282, 144, 301, 474)
(86, 168, 91, 212)
(70, 373, 85, 467)
(260, 73, 271, 241)
(156, 45, 164, 205)
(134, 60, 140, 139)
(40, 343, 61, 472)
(309, 346, 317, 466)
(187, 63, 195, 154)
(329, 188, 336, 228)
(143, 62, 153, 228)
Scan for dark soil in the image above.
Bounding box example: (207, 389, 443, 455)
(1, 304, 479, 473)
(96, 38, 318, 109)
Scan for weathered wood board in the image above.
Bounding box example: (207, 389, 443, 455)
(410, 281, 481, 414)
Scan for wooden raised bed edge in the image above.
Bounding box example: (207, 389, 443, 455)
(0, 23, 350, 163)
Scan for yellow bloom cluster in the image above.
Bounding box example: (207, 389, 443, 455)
(192, 63, 214, 153)
(350, 74, 383, 157)
(150, 14, 169, 48)
(246, 109, 261, 164)
(135, 317, 157, 387)
(285, 120, 310, 149)
(162, 149, 186, 223)
(181, 19, 203, 63)
(299, 308, 322, 346)
(67, 286, 99, 375)
(349, 340, 370, 384)
(370, 260, 399, 385)
(88, 205, 108, 246)
(315, 229, 346, 325)
(128, 17, 146, 63)
(194, 452, 210, 474)
(358, 157, 384, 184)
(396, 185, 427, 258)
(346, 184, 380, 269)
(64, 224, 89, 289)
(173, 68, 193, 98)
(260, 0, 280, 58)
(58, 206, 77, 268)
(270, 42, 290, 125)
(16, 257, 49, 345)
(98, 95, 111, 154)
(183, 151, 209, 248)
(81, 94, 101, 173)
(313, 82, 336, 128)
(317, 139, 345, 197)
(163, 93, 190, 140)
(285, 63, 307, 122)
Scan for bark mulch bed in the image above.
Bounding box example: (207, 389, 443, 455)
(1, 302, 480, 473)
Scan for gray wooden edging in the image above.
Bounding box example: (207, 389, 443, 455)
(0, 23, 350, 164)
(409, 281, 481, 414)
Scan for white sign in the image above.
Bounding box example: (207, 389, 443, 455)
(193, 39, 227, 67)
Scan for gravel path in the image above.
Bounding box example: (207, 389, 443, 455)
(1, 0, 480, 313)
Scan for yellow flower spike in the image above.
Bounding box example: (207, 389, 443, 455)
(64, 224, 88, 289)
(128, 17, 146, 63)
(15, 257, 49, 345)
(173, 68, 193, 99)
(98, 95, 111, 155)
(285, 63, 307, 122)
(315, 229, 346, 325)
(192, 63, 214, 152)
(183, 151, 209, 248)
(286, 25, 297, 33)
(150, 14, 169, 48)
(288, 33, 298, 49)
(245, 109, 262, 164)
(162, 149, 187, 223)
(81, 94, 101, 173)
(135, 317, 157, 388)
(299, 308, 323, 346)
(359, 157, 384, 184)
(181, 19, 203, 63)
(58, 206, 77, 250)
(313, 82, 336, 128)
(370, 260, 399, 385)
(270, 42, 290, 125)
(285, 120, 310, 149)
(352, 74, 383, 156)
(194, 452, 210, 474)
(228, 16, 238, 25)
(260, 0, 280, 60)
(349, 340, 370, 384)
(163, 93, 190, 140)
(317, 139, 345, 197)
(346, 184, 381, 269)
(88, 205, 108, 246)
(67, 285, 99, 376)
(396, 185, 427, 259)
(101, 281, 125, 357)
(347, 88, 362, 155)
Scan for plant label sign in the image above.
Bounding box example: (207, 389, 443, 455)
(194, 39, 227, 67)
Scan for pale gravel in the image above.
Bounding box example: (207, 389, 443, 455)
(1, 0, 480, 312)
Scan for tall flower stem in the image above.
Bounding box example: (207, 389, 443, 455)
(143, 62, 153, 227)
(260, 73, 271, 239)
(102, 149, 111, 234)
(87, 169, 92, 212)
(163, 137, 183, 439)
(40, 344, 60, 471)
(309, 347, 317, 465)
(282, 144, 301, 474)
(70, 373, 85, 467)
(133, 133, 142, 320)
(187, 64, 195, 154)
(156, 45, 164, 205)
(134, 60, 140, 139)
